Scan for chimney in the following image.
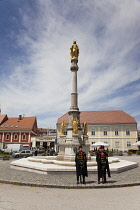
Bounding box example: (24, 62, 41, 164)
(18, 115, 22, 120)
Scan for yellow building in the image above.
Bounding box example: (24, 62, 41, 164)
(57, 110, 138, 151)
(31, 128, 56, 150)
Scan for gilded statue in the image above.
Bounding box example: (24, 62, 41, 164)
(83, 121, 88, 135)
(60, 121, 66, 135)
(72, 118, 78, 134)
(70, 41, 79, 59)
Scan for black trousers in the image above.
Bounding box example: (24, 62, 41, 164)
(77, 175, 85, 183)
(98, 166, 106, 182)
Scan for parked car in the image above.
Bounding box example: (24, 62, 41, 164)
(13, 150, 33, 158)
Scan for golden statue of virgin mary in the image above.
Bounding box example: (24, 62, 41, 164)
(70, 41, 79, 59)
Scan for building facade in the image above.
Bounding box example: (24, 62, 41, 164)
(31, 128, 57, 150)
(0, 114, 38, 149)
(57, 110, 138, 151)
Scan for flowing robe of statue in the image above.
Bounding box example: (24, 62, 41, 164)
(72, 119, 78, 134)
(83, 121, 88, 135)
(70, 41, 79, 59)
(60, 121, 66, 135)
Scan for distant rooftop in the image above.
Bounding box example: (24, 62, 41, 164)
(57, 110, 137, 125)
(0, 114, 37, 131)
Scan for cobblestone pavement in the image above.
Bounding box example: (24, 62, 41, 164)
(0, 155, 140, 188)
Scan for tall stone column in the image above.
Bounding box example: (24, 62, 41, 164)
(57, 41, 90, 161)
(68, 59, 81, 130)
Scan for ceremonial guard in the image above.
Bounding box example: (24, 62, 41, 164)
(96, 145, 111, 184)
(75, 145, 88, 184)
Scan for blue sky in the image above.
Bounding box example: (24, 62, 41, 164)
(0, 0, 140, 129)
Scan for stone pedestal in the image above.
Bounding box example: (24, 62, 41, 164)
(57, 135, 66, 160)
(57, 134, 83, 161)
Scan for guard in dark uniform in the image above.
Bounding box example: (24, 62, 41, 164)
(96, 145, 111, 184)
(75, 145, 88, 184)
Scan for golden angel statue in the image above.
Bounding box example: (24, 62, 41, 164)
(83, 121, 88, 135)
(70, 41, 79, 59)
(60, 121, 66, 135)
(72, 118, 78, 134)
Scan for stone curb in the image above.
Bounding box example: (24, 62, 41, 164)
(0, 179, 140, 189)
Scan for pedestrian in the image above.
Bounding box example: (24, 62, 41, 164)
(96, 145, 111, 184)
(75, 145, 88, 184)
(35, 149, 38, 156)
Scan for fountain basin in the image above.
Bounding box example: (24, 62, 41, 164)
(27, 156, 120, 166)
(10, 156, 138, 175)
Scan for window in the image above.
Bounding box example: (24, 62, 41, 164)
(64, 130, 67, 135)
(126, 128, 130, 135)
(115, 128, 119, 136)
(22, 134, 26, 140)
(103, 128, 107, 136)
(127, 141, 131, 147)
(14, 134, 18, 140)
(6, 134, 10, 140)
(115, 141, 120, 148)
(91, 128, 96, 136)
(92, 141, 95, 144)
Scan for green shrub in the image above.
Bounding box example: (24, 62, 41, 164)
(2, 154, 10, 160)
(3, 154, 10, 158)
(118, 151, 123, 156)
(24, 154, 30, 158)
(3, 152, 10, 155)
(136, 151, 140, 155)
(108, 151, 113, 156)
(127, 151, 132, 156)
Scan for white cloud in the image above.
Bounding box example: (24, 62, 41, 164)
(0, 0, 140, 129)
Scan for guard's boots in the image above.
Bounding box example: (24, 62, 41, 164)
(83, 176, 85, 184)
(77, 176, 79, 184)
(80, 176, 82, 184)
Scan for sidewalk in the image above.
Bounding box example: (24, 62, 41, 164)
(0, 155, 140, 189)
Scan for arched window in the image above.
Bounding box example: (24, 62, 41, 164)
(22, 133, 26, 140)
(14, 134, 18, 140)
(6, 134, 10, 140)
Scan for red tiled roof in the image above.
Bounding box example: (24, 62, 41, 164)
(57, 110, 137, 125)
(0, 114, 8, 125)
(38, 128, 56, 132)
(0, 116, 37, 131)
